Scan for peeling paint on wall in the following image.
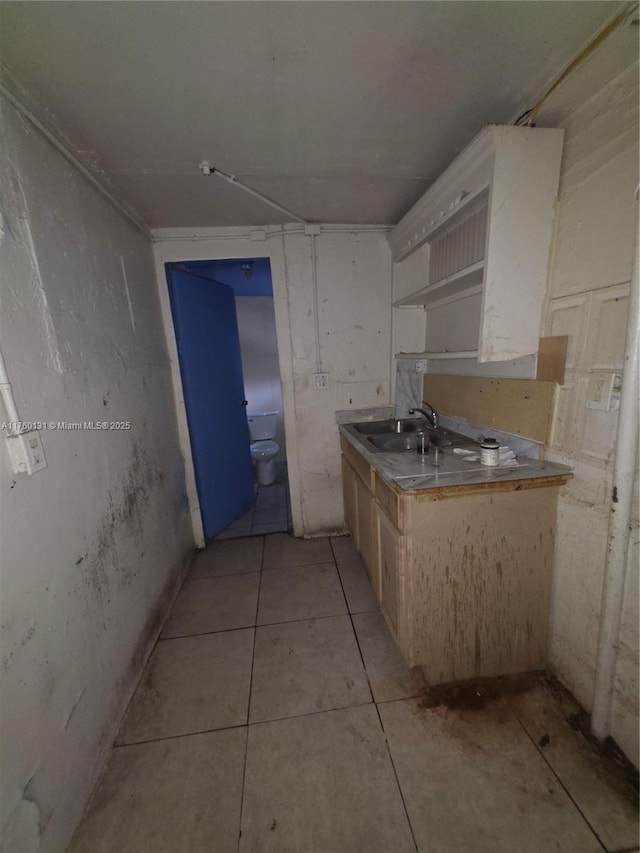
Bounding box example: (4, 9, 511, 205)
(544, 59, 639, 766)
(0, 95, 193, 851)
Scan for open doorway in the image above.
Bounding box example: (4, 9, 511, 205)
(166, 257, 291, 541)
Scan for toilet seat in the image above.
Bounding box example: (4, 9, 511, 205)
(250, 439, 279, 459)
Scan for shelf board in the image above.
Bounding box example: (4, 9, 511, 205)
(424, 351, 479, 360)
(393, 260, 484, 308)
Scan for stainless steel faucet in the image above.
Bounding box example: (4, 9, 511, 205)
(409, 402, 439, 430)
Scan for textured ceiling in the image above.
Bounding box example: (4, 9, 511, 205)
(0, 1, 628, 227)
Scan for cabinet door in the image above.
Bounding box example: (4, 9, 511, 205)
(356, 477, 378, 575)
(355, 473, 379, 595)
(341, 456, 358, 546)
(377, 507, 408, 658)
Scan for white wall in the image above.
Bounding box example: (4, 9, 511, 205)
(0, 99, 193, 851)
(154, 226, 395, 538)
(543, 58, 639, 765)
(236, 297, 286, 460)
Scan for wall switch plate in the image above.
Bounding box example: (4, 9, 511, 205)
(313, 372, 330, 389)
(5, 430, 47, 475)
(414, 359, 427, 372)
(587, 371, 621, 411)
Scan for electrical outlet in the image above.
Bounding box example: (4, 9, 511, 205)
(5, 430, 47, 475)
(313, 372, 330, 389)
(587, 371, 620, 411)
(414, 359, 427, 373)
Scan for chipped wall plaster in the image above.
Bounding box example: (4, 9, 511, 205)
(0, 97, 193, 850)
(544, 59, 639, 766)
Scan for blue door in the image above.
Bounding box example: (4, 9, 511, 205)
(167, 267, 255, 539)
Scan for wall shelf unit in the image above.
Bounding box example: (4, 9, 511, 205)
(423, 350, 479, 360)
(393, 261, 484, 308)
(389, 125, 564, 363)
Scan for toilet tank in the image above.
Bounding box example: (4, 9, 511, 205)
(247, 411, 278, 441)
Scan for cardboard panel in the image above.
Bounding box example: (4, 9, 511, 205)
(536, 336, 568, 383)
(423, 375, 556, 442)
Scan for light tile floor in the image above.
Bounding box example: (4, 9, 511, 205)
(216, 462, 291, 539)
(70, 533, 639, 853)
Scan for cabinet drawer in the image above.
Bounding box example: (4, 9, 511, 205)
(340, 435, 374, 489)
(375, 473, 403, 530)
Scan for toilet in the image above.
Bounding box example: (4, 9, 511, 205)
(248, 411, 280, 486)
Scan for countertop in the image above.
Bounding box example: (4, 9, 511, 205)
(339, 422, 573, 493)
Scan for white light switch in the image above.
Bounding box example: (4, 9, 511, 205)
(586, 371, 620, 411)
(313, 372, 330, 389)
(5, 430, 47, 475)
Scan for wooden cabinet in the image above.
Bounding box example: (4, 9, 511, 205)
(355, 475, 377, 588)
(340, 436, 380, 596)
(341, 436, 570, 684)
(389, 125, 564, 363)
(341, 456, 358, 548)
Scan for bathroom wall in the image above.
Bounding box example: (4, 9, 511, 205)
(154, 226, 411, 539)
(542, 55, 639, 765)
(0, 97, 193, 850)
(236, 296, 286, 460)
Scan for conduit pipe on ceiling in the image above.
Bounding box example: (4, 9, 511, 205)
(590, 186, 640, 741)
(151, 225, 391, 243)
(204, 164, 307, 224)
(311, 233, 323, 373)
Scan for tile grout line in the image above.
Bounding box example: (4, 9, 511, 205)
(176, 571, 261, 585)
(157, 624, 257, 643)
(113, 721, 250, 750)
(242, 541, 376, 730)
(159, 608, 379, 644)
(236, 535, 266, 851)
(330, 537, 376, 706)
(372, 699, 419, 853)
(249, 699, 377, 729)
(329, 537, 419, 853)
(515, 716, 608, 853)
(261, 558, 340, 573)
(246, 536, 266, 724)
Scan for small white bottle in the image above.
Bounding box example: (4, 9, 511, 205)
(480, 438, 500, 466)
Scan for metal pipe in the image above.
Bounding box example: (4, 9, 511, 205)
(311, 233, 322, 372)
(591, 187, 640, 740)
(0, 346, 21, 431)
(210, 167, 307, 224)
